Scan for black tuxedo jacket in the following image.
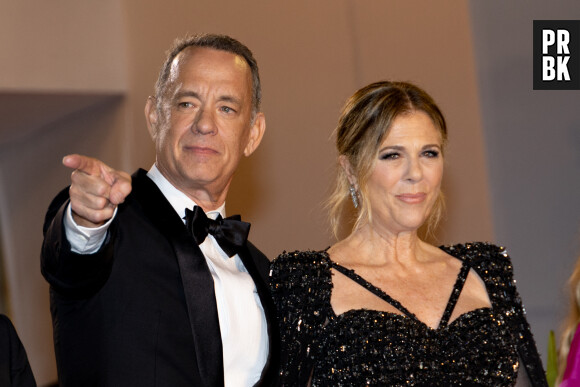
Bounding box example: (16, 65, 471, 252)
(41, 169, 279, 387)
(0, 315, 36, 387)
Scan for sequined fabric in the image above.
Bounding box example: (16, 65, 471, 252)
(270, 242, 547, 386)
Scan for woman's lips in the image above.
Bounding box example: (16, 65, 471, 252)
(395, 193, 427, 204)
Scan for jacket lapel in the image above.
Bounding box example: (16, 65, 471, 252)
(132, 169, 224, 387)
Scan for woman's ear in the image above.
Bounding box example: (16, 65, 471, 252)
(339, 155, 358, 188)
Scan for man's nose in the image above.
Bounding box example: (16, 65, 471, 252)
(193, 106, 216, 135)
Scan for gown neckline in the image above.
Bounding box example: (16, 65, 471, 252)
(326, 250, 484, 331)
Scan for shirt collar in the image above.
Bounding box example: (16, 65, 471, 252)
(146, 164, 226, 222)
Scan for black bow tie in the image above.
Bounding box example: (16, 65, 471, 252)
(184, 206, 250, 257)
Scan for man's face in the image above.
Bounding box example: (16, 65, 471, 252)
(148, 46, 264, 202)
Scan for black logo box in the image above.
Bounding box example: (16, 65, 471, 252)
(533, 20, 580, 90)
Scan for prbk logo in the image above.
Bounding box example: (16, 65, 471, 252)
(533, 20, 579, 90)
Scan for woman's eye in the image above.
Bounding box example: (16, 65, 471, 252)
(380, 152, 399, 160)
(423, 150, 440, 158)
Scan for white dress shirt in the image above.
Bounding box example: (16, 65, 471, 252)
(64, 164, 269, 387)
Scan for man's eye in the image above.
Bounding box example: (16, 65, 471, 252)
(178, 102, 193, 108)
(220, 106, 235, 113)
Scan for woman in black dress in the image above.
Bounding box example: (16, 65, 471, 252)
(270, 81, 547, 386)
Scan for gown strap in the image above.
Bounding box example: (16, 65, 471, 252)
(330, 261, 416, 320)
(438, 260, 471, 327)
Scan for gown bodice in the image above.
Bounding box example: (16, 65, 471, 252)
(270, 242, 547, 386)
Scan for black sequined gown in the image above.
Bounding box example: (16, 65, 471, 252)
(270, 242, 547, 386)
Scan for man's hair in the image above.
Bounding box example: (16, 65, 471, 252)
(154, 33, 262, 117)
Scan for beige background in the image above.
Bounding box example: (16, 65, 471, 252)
(0, 1, 578, 385)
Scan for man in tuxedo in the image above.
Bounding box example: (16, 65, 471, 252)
(41, 34, 279, 386)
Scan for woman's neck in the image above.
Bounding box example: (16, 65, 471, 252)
(330, 223, 432, 268)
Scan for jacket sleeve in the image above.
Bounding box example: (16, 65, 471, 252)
(41, 187, 116, 299)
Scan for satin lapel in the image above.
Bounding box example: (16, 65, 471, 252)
(131, 170, 224, 387)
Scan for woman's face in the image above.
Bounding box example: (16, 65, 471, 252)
(365, 110, 444, 235)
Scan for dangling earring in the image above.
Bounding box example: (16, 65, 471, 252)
(349, 185, 359, 209)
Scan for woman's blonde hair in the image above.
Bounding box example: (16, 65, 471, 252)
(327, 81, 447, 239)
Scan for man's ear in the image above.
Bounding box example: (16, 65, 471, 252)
(339, 155, 358, 188)
(145, 96, 159, 140)
(243, 112, 266, 157)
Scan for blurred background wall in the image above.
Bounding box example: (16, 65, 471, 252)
(0, 0, 578, 384)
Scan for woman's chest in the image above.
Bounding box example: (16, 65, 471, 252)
(311, 308, 519, 386)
